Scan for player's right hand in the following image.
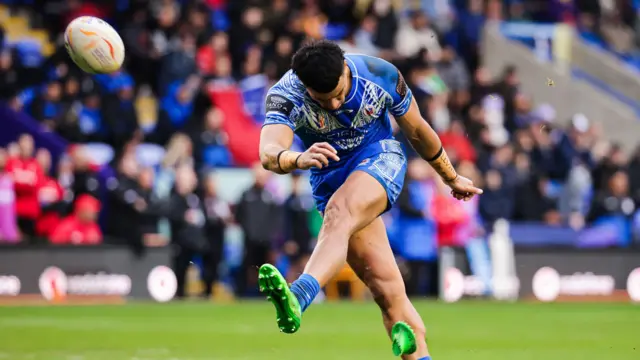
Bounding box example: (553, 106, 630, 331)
(296, 142, 340, 170)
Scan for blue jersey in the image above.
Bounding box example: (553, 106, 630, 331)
(263, 54, 413, 212)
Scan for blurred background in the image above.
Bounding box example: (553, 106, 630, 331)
(0, 0, 638, 308)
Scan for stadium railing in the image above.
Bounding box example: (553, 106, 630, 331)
(481, 22, 640, 151)
(570, 35, 640, 105)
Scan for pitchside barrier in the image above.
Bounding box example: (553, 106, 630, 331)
(0, 245, 178, 304)
(440, 246, 640, 303)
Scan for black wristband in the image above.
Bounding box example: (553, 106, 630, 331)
(295, 154, 302, 169)
(276, 150, 288, 173)
(427, 146, 444, 162)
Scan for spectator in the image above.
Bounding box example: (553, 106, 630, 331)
(554, 114, 596, 180)
(30, 80, 66, 131)
(457, 0, 486, 72)
(68, 146, 101, 203)
(0, 50, 20, 101)
(61, 92, 106, 144)
(136, 167, 167, 249)
(283, 172, 315, 282)
(228, 6, 265, 74)
(121, 6, 158, 91)
(479, 169, 515, 226)
(371, 0, 399, 52)
(104, 153, 146, 253)
(350, 15, 380, 57)
(196, 31, 229, 78)
(192, 106, 232, 171)
(6, 134, 43, 237)
(101, 83, 139, 150)
(201, 173, 232, 298)
(157, 75, 203, 140)
(265, 35, 295, 80)
(435, 44, 470, 94)
(0, 149, 18, 243)
(148, 165, 208, 299)
(628, 145, 640, 202)
(439, 120, 476, 163)
(395, 11, 441, 60)
(234, 163, 283, 296)
(589, 170, 636, 222)
(158, 32, 198, 94)
(395, 159, 438, 296)
(35, 149, 64, 238)
(50, 194, 102, 245)
(592, 143, 626, 192)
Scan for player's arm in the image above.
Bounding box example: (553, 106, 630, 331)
(395, 98, 455, 181)
(260, 93, 339, 174)
(395, 97, 483, 199)
(259, 124, 298, 174)
(381, 61, 482, 199)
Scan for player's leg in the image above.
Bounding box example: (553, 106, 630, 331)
(258, 170, 388, 333)
(348, 217, 430, 359)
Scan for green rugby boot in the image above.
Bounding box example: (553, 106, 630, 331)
(258, 264, 302, 334)
(391, 321, 418, 356)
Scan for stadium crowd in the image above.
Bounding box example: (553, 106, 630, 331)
(1, 0, 640, 297)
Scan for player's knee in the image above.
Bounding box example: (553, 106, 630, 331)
(323, 198, 355, 232)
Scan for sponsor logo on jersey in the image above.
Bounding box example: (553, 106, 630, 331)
(265, 94, 295, 117)
(147, 266, 178, 303)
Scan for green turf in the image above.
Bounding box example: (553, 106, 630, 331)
(0, 300, 638, 359)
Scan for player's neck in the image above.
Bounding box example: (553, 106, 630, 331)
(344, 65, 353, 97)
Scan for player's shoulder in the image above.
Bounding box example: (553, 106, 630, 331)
(346, 54, 401, 87)
(267, 70, 306, 105)
(265, 70, 306, 123)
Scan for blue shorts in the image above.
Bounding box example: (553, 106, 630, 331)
(309, 139, 407, 214)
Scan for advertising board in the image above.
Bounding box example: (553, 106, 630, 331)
(443, 247, 640, 303)
(0, 245, 176, 304)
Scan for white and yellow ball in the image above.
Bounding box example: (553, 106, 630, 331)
(64, 16, 125, 74)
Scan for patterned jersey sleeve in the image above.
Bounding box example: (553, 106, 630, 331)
(361, 56, 413, 117)
(263, 86, 297, 130)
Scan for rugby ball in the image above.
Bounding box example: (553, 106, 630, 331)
(64, 16, 125, 74)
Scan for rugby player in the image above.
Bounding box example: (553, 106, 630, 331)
(258, 40, 482, 359)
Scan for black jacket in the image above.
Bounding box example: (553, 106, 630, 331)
(235, 185, 282, 244)
(150, 192, 209, 253)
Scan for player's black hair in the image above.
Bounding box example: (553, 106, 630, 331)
(291, 40, 345, 93)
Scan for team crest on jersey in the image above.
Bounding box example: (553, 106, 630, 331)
(296, 103, 344, 134)
(352, 82, 388, 127)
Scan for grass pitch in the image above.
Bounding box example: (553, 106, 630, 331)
(0, 300, 637, 360)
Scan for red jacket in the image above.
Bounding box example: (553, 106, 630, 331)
(432, 193, 470, 247)
(5, 157, 43, 219)
(439, 131, 477, 163)
(36, 176, 64, 237)
(196, 45, 217, 76)
(50, 194, 102, 245)
(50, 217, 102, 245)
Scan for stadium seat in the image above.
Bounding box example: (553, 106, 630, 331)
(82, 142, 115, 166)
(135, 143, 166, 168)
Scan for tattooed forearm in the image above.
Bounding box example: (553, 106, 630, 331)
(428, 149, 458, 182)
(260, 145, 301, 174)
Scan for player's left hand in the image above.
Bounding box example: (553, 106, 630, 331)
(445, 175, 483, 201)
